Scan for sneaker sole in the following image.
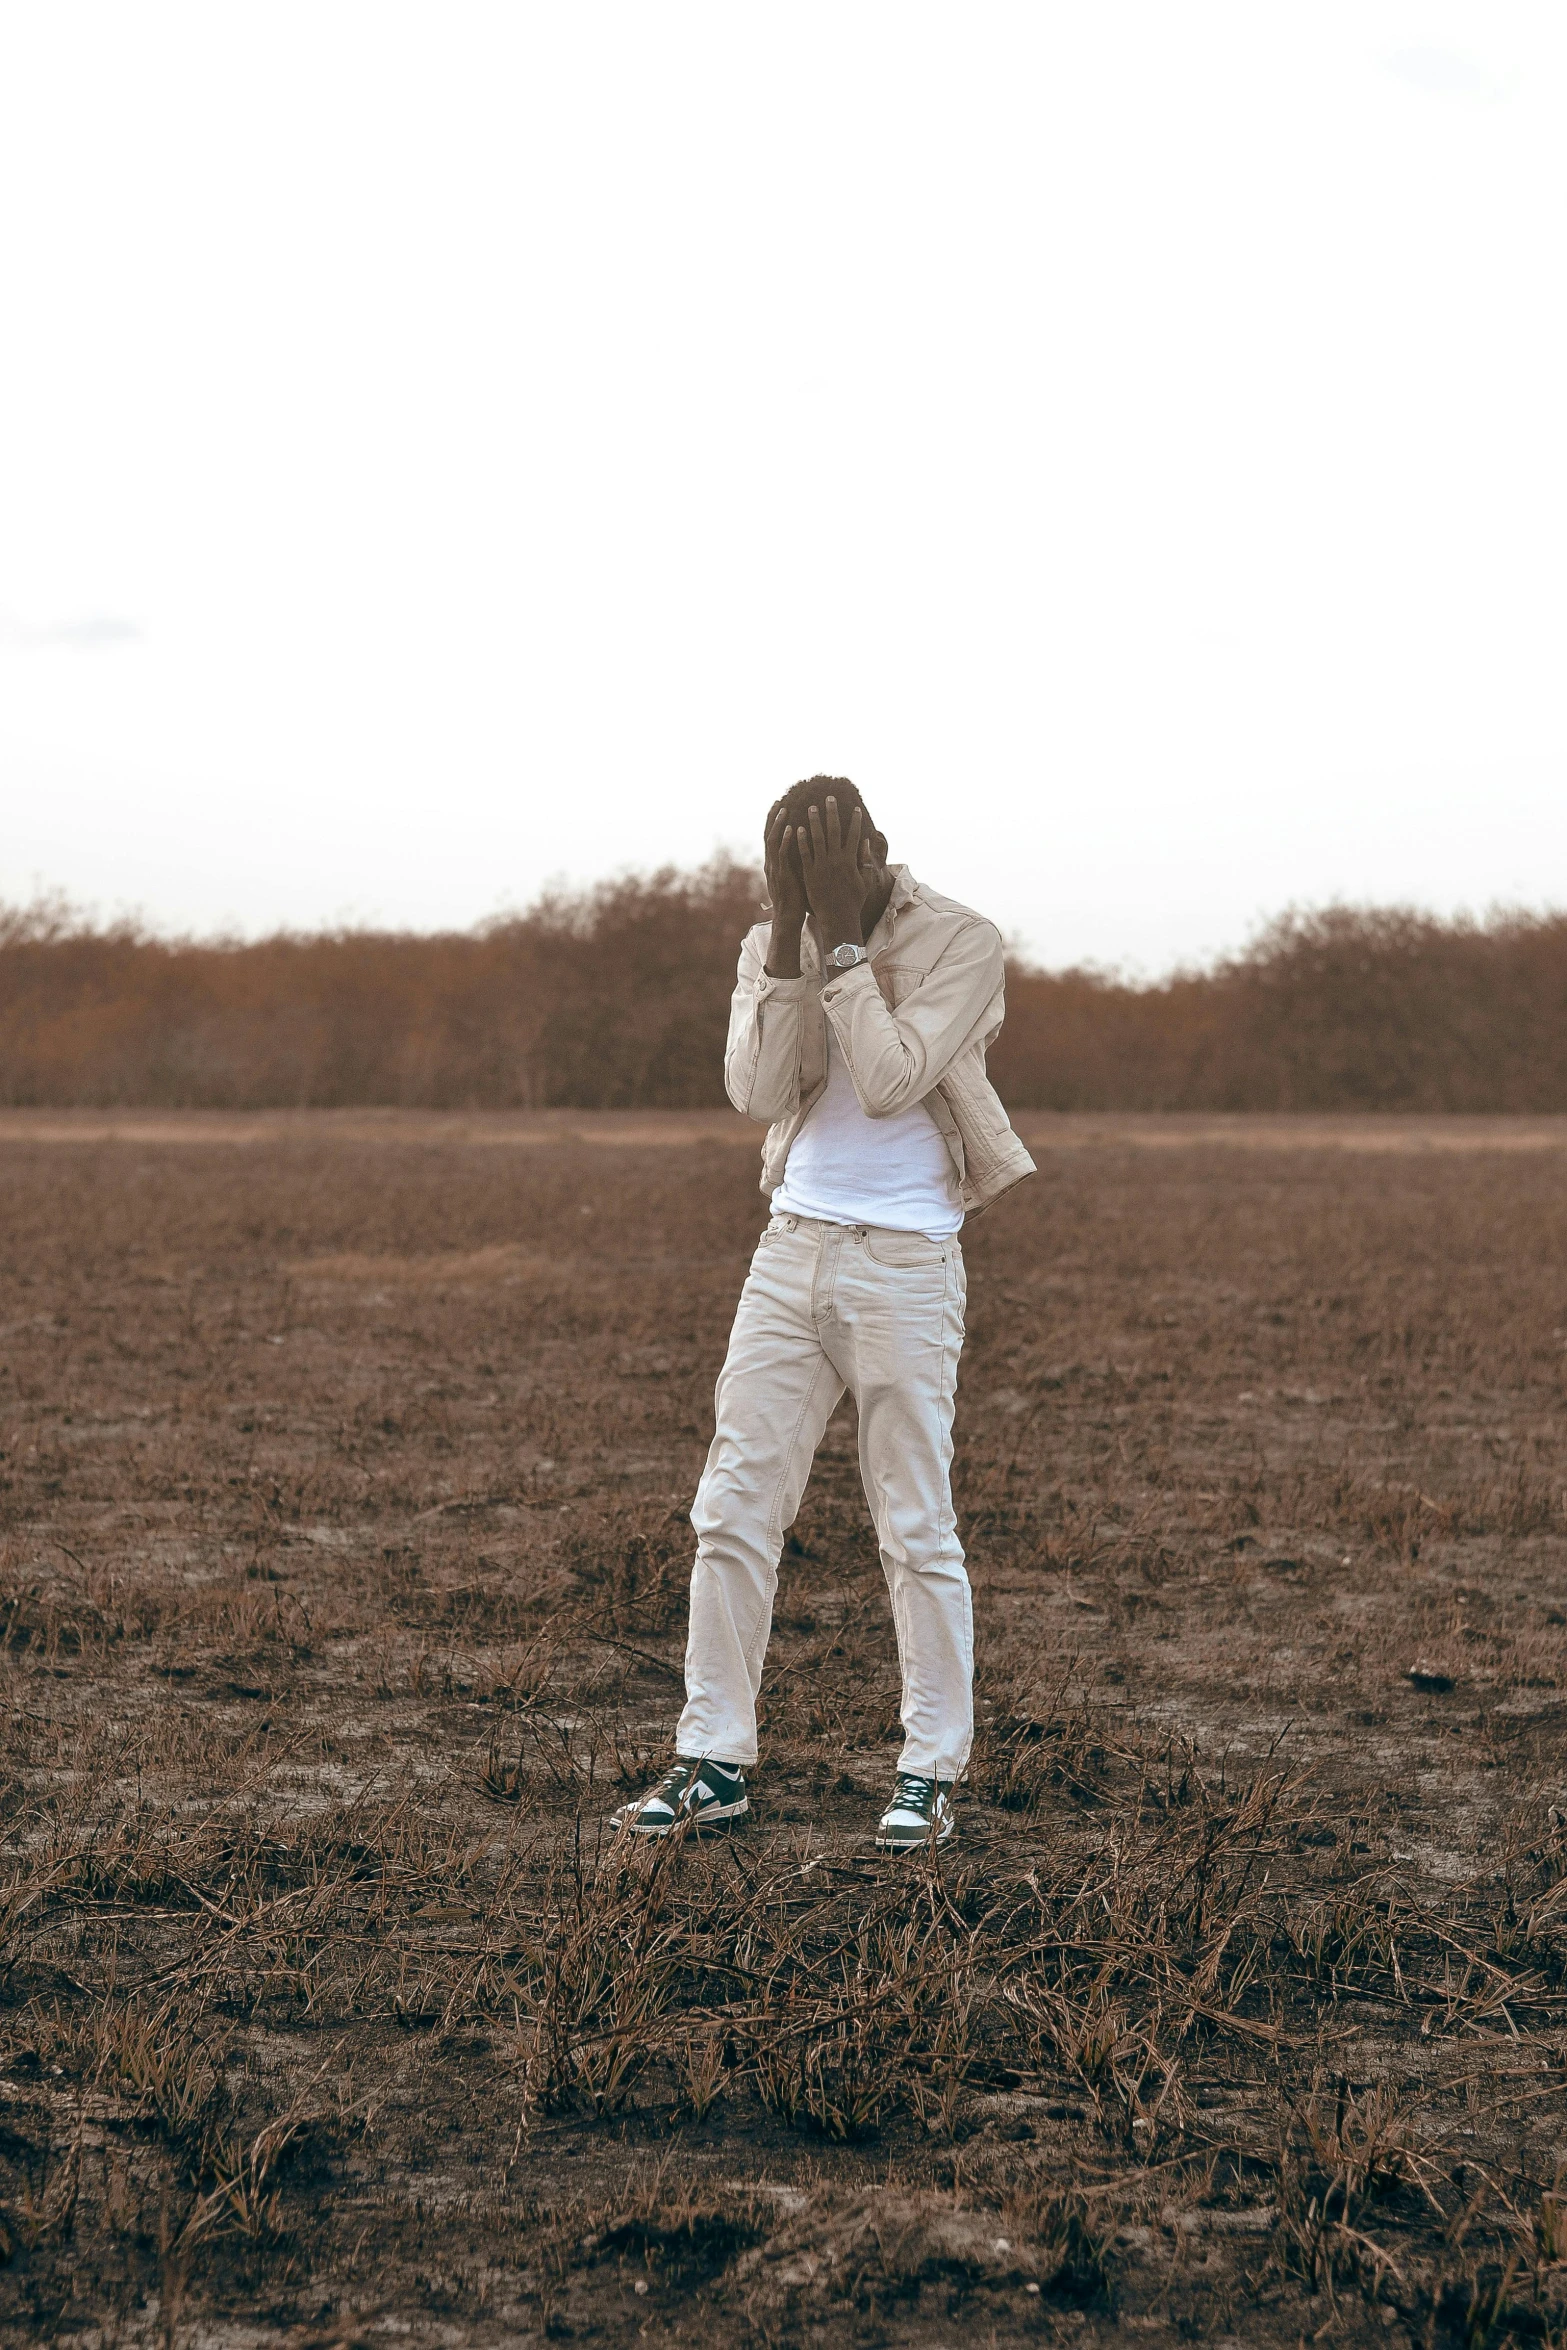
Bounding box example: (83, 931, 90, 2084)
(618, 1796, 750, 1838)
(874, 1818, 955, 1852)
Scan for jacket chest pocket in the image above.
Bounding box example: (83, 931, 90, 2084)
(873, 963, 928, 1009)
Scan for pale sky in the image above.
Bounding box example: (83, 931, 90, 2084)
(2, 2, 1563, 972)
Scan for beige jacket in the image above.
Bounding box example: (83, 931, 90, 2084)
(724, 865, 1037, 1218)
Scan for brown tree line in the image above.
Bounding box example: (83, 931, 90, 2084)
(4, 863, 1567, 1112)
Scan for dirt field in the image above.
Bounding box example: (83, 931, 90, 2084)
(2, 1111, 1566, 2348)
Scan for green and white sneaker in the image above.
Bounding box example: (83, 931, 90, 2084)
(875, 1773, 956, 1852)
(610, 1756, 749, 1838)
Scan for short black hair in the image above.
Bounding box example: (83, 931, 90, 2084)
(780, 774, 879, 839)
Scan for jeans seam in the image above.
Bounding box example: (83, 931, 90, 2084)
(765, 1345, 834, 1553)
(938, 1253, 973, 1759)
(929, 1256, 957, 1570)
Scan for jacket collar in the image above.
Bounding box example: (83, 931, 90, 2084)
(867, 864, 916, 951)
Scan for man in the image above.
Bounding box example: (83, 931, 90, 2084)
(611, 778, 1036, 1849)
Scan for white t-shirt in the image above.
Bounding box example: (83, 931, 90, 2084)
(771, 1021, 964, 1236)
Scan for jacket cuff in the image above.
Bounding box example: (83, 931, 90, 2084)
(753, 970, 808, 1000)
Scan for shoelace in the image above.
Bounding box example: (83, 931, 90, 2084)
(893, 1774, 937, 1806)
(649, 1760, 700, 1805)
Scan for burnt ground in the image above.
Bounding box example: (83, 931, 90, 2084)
(1, 1110, 1565, 2348)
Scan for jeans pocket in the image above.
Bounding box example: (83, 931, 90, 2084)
(863, 1228, 946, 1270)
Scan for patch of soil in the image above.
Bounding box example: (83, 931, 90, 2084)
(1, 1116, 1565, 2347)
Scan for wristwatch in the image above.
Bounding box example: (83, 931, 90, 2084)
(823, 942, 869, 974)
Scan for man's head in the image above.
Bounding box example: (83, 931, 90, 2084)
(762, 773, 898, 948)
(778, 776, 888, 871)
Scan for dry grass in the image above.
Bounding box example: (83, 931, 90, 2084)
(2, 1114, 1567, 2346)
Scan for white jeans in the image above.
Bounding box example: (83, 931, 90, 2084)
(676, 1213, 972, 1781)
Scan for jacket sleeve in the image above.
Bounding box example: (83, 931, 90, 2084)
(822, 917, 1005, 1118)
(723, 925, 810, 1122)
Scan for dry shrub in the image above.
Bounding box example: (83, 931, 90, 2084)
(11, 883, 1567, 1109)
(0, 861, 762, 1109)
(996, 902, 1567, 1110)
